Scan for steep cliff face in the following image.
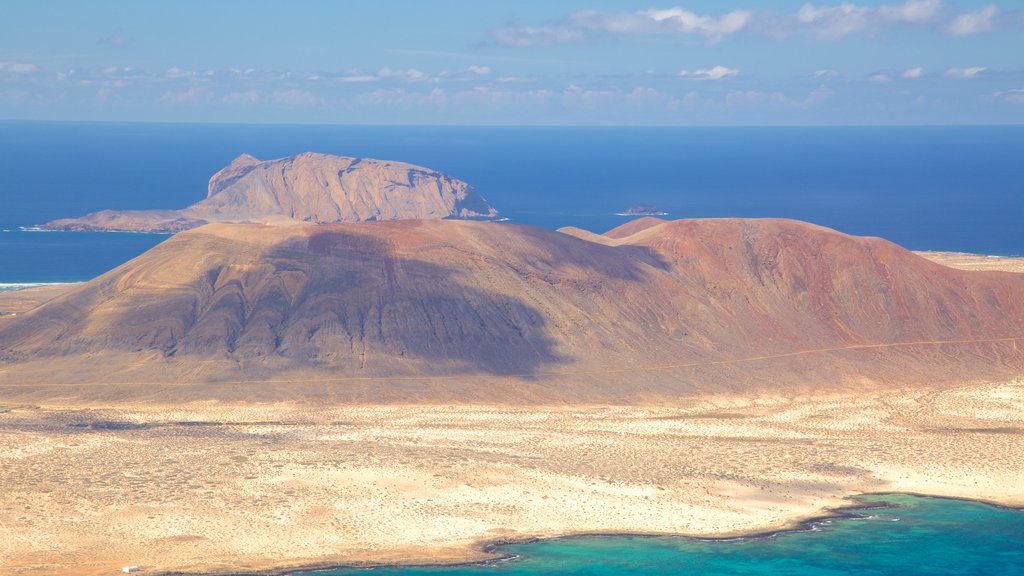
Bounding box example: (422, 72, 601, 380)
(38, 153, 498, 232)
(1, 218, 1021, 402)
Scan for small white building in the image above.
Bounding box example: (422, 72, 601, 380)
(122, 567, 140, 574)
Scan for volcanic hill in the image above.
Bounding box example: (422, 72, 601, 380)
(1, 216, 1021, 403)
(38, 152, 499, 232)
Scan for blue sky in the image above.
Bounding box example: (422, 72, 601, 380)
(1, 0, 1022, 125)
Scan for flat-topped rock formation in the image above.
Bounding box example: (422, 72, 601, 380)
(38, 153, 499, 233)
(1, 217, 1021, 402)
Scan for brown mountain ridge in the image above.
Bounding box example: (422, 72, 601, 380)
(1, 217, 1021, 403)
(37, 152, 499, 232)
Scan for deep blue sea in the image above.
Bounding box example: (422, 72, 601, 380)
(304, 495, 1023, 576)
(0, 122, 1022, 284)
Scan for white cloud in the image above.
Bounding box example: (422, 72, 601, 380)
(222, 90, 262, 104)
(991, 88, 1024, 104)
(870, 73, 892, 83)
(336, 74, 378, 83)
(163, 67, 194, 79)
(679, 65, 739, 80)
(496, 75, 539, 84)
(466, 65, 492, 75)
(877, 0, 942, 23)
(901, 66, 924, 78)
(796, 3, 873, 38)
(378, 67, 427, 81)
(624, 86, 669, 106)
(562, 84, 620, 108)
(493, 1, 947, 46)
(492, 6, 751, 46)
(793, 0, 943, 39)
(944, 66, 986, 78)
(639, 7, 752, 38)
(356, 87, 448, 108)
(948, 4, 998, 36)
(0, 62, 38, 74)
(815, 68, 840, 78)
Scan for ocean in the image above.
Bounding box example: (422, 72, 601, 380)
(0, 122, 1022, 284)
(302, 495, 1023, 576)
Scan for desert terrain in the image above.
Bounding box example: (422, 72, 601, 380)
(0, 382, 1022, 575)
(916, 251, 1024, 272)
(1, 227, 1021, 574)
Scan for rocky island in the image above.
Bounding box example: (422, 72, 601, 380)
(36, 152, 499, 233)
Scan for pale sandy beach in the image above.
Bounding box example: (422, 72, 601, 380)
(1, 381, 1022, 575)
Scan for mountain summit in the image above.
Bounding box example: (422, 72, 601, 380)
(2, 218, 1021, 402)
(39, 152, 499, 232)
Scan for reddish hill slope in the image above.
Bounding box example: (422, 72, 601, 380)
(0, 218, 1021, 402)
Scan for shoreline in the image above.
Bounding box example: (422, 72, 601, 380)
(167, 492, 1024, 576)
(4, 385, 1020, 576)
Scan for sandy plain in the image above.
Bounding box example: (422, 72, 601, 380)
(916, 251, 1024, 272)
(1, 382, 1022, 575)
(1, 251, 1022, 574)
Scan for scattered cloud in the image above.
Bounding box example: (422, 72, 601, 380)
(679, 65, 739, 80)
(878, 0, 943, 23)
(492, 0, 953, 46)
(624, 86, 670, 106)
(948, 4, 998, 36)
(163, 67, 195, 79)
(222, 90, 262, 105)
(8, 54, 1021, 123)
(0, 62, 38, 74)
(377, 67, 428, 81)
(991, 88, 1024, 103)
(790, 0, 942, 39)
(794, 3, 873, 38)
(944, 66, 987, 78)
(158, 87, 211, 105)
(635, 7, 752, 38)
(271, 89, 318, 107)
(336, 74, 377, 83)
(491, 6, 752, 46)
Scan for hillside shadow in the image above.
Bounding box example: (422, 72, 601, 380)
(495, 223, 672, 281)
(174, 228, 570, 376)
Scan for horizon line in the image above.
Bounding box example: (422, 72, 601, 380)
(3, 118, 1024, 129)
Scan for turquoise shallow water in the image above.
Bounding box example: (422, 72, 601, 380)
(301, 495, 1023, 576)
